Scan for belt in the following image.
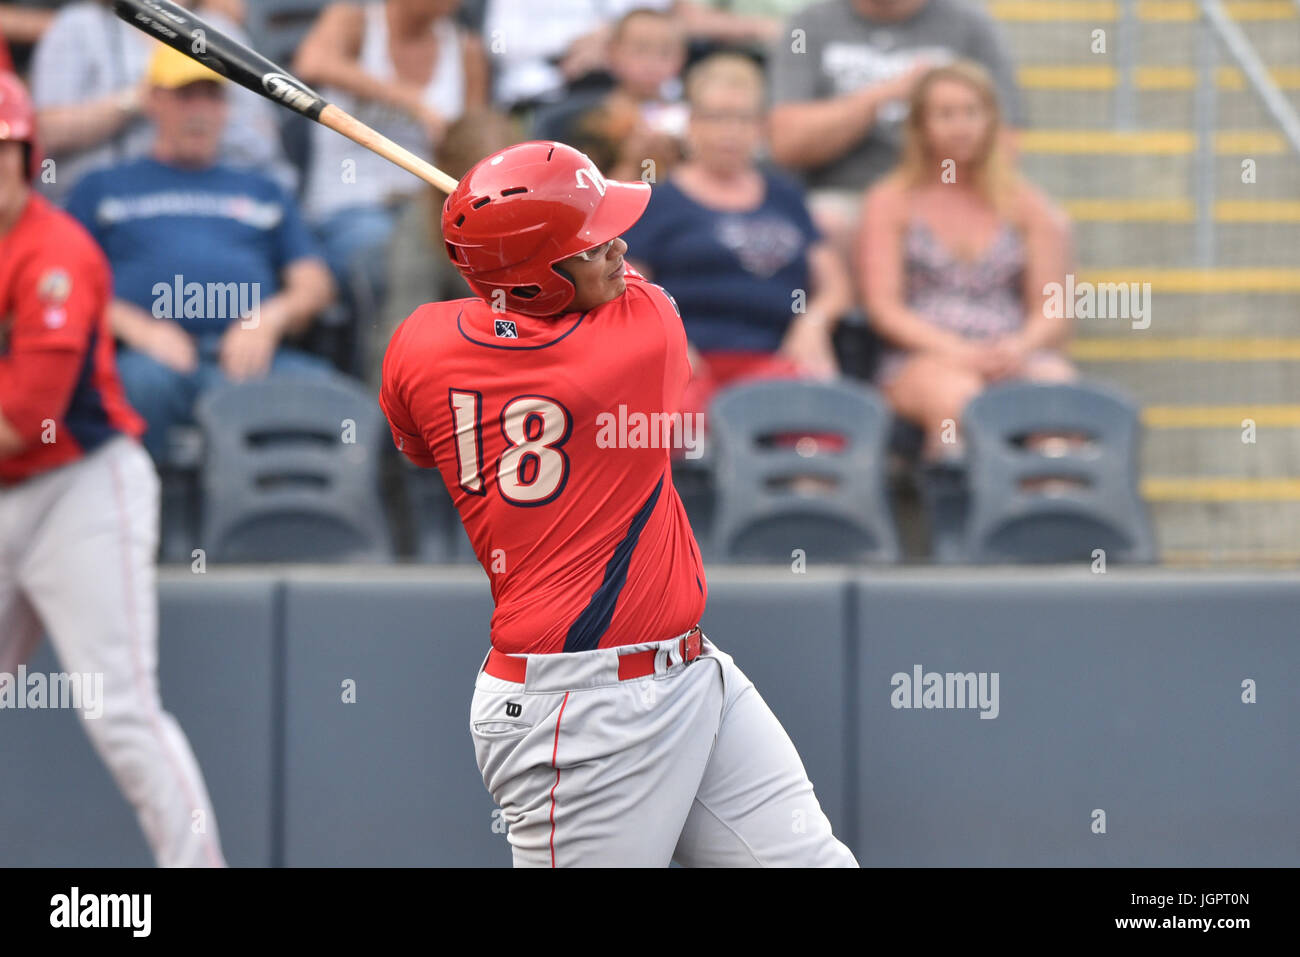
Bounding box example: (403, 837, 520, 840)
(484, 626, 703, 684)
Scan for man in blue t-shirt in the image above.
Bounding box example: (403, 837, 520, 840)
(65, 44, 336, 460)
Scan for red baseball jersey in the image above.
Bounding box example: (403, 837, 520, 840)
(0, 192, 144, 483)
(380, 265, 707, 655)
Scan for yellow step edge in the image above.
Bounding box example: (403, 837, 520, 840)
(1142, 477, 1300, 501)
(1018, 65, 1300, 91)
(1140, 0, 1297, 20)
(1161, 548, 1300, 565)
(1071, 338, 1300, 360)
(1062, 198, 1196, 220)
(1019, 129, 1286, 154)
(1081, 269, 1300, 292)
(1061, 199, 1300, 222)
(1143, 405, 1300, 426)
(989, 0, 1296, 21)
(1214, 200, 1300, 222)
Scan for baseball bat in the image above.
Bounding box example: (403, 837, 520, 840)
(110, 0, 460, 195)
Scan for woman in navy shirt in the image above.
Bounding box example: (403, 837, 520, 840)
(622, 52, 852, 421)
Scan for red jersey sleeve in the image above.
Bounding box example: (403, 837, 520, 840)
(0, 242, 109, 442)
(379, 315, 438, 468)
(631, 277, 692, 417)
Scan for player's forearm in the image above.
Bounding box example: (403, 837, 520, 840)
(768, 87, 887, 170)
(37, 92, 142, 154)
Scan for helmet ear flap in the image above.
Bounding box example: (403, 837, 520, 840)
(551, 263, 575, 289)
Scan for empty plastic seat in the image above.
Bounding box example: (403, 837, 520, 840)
(194, 374, 395, 562)
(709, 379, 900, 564)
(960, 380, 1157, 564)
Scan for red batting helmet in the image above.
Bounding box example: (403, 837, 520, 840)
(441, 141, 651, 317)
(0, 71, 40, 182)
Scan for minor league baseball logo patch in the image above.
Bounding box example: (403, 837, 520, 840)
(37, 268, 71, 329)
(37, 268, 72, 304)
(494, 319, 518, 339)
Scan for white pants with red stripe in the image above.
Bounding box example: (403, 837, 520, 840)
(0, 435, 225, 867)
(470, 632, 858, 867)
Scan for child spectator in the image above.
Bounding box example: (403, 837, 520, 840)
(532, 6, 688, 181)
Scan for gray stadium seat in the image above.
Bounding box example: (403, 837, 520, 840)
(672, 448, 718, 563)
(402, 459, 479, 563)
(194, 374, 395, 562)
(960, 381, 1157, 563)
(709, 379, 900, 563)
(157, 425, 204, 563)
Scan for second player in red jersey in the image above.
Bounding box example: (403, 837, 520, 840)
(381, 258, 706, 656)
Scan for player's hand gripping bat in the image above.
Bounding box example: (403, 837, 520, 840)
(111, 0, 460, 195)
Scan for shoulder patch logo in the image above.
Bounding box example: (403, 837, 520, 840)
(494, 319, 518, 339)
(37, 268, 72, 305)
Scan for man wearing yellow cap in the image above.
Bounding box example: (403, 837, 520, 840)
(29, 0, 293, 204)
(64, 43, 336, 462)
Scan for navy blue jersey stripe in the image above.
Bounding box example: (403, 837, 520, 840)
(563, 474, 665, 653)
(63, 325, 117, 453)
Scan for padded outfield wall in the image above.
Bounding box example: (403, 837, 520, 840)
(1, 567, 1294, 867)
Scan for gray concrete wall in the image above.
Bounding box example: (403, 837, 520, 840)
(1, 567, 1295, 866)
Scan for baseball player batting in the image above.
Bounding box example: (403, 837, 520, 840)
(0, 72, 224, 867)
(381, 141, 858, 867)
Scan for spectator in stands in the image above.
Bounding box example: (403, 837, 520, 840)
(65, 46, 336, 461)
(371, 107, 520, 387)
(532, 7, 687, 181)
(767, 0, 1022, 267)
(860, 60, 1074, 460)
(27, 0, 293, 204)
(0, 3, 57, 74)
(294, 0, 488, 299)
(484, 0, 779, 117)
(622, 52, 852, 424)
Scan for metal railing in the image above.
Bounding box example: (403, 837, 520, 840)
(1192, 0, 1300, 264)
(1117, 0, 1300, 264)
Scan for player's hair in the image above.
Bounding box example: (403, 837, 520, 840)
(610, 6, 683, 46)
(892, 59, 1019, 218)
(684, 51, 765, 112)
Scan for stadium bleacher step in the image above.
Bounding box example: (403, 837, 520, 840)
(1020, 143, 1299, 202)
